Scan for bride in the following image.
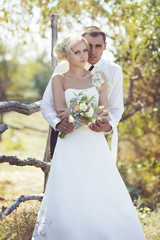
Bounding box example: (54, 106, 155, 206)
(32, 34, 146, 240)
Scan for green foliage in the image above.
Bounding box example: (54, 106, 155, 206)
(118, 153, 160, 207)
(0, 42, 10, 101)
(0, 42, 34, 101)
(0, 42, 52, 101)
(30, 51, 52, 96)
(110, 0, 160, 207)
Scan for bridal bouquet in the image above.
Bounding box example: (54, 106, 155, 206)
(59, 91, 107, 139)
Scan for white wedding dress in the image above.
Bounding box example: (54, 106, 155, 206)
(32, 87, 146, 240)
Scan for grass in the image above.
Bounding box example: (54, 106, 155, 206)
(0, 203, 40, 240)
(0, 111, 48, 159)
(0, 112, 46, 239)
(0, 112, 160, 239)
(0, 163, 43, 240)
(140, 211, 160, 239)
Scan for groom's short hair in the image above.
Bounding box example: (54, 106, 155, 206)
(82, 26, 106, 43)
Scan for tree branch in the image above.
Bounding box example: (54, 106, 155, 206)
(0, 100, 41, 115)
(0, 194, 43, 218)
(0, 123, 8, 134)
(121, 104, 143, 121)
(122, 99, 158, 121)
(0, 155, 50, 173)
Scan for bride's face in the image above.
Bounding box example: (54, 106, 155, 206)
(67, 40, 88, 67)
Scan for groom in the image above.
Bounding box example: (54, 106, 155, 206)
(41, 26, 124, 160)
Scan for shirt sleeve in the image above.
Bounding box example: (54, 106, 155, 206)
(106, 65, 124, 162)
(108, 65, 124, 131)
(41, 61, 69, 130)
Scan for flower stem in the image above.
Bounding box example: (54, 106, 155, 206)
(59, 132, 67, 139)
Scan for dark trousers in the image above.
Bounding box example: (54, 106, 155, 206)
(50, 128, 59, 159)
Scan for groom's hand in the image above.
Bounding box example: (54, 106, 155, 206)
(56, 118, 74, 133)
(89, 119, 112, 132)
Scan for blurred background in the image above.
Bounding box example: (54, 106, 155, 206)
(0, 0, 160, 239)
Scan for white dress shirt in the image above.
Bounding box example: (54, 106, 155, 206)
(41, 58, 124, 162)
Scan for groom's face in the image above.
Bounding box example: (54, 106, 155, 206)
(84, 34, 106, 64)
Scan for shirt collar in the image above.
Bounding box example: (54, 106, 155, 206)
(85, 58, 103, 69)
(93, 58, 103, 67)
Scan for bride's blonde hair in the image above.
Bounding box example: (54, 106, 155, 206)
(54, 34, 89, 60)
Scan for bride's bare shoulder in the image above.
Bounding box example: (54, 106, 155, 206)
(51, 73, 66, 87)
(52, 73, 64, 81)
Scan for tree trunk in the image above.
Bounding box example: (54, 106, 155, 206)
(43, 13, 58, 192)
(0, 113, 3, 141)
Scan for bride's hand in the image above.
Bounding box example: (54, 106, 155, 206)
(96, 107, 109, 120)
(57, 108, 70, 119)
(100, 114, 109, 121)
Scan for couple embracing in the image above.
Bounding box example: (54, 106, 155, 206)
(32, 26, 146, 240)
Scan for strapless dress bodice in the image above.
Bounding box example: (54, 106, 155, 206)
(64, 86, 99, 106)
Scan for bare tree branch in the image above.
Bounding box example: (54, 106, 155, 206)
(0, 194, 43, 218)
(121, 104, 143, 121)
(0, 155, 50, 173)
(0, 123, 8, 134)
(0, 100, 41, 115)
(122, 98, 159, 121)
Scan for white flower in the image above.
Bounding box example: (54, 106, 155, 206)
(95, 82, 102, 89)
(89, 107, 94, 116)
(85, 112, 93, 118)
(79, 102, 88, 111)
(91, 118, 96, 123)
(92, 67, 104, 91)
(92, 74, 102, 80)
(85, 107, 94, 118)
(98, 105, 104, 110)
(69, 115, 74, 123)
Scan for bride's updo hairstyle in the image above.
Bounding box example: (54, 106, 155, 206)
(54, 34, 89, 60)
